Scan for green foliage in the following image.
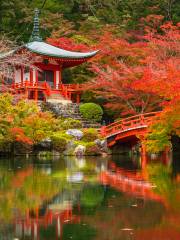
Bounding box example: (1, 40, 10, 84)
(82, 128, 99, 142)
(146, 103, 180, 153)
(1, 0, 179, 43)
(51, 132, 71, 152)
(146, 122, 171, 153)
(58, 118, 82, 130)
(80, 103, 103, 122)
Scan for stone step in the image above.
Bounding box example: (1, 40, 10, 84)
(41, 102, 102, 128)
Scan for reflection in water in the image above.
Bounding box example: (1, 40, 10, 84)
(0, 154, 179, 239)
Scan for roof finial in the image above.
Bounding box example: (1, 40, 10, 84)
(29, 8, 42, 42)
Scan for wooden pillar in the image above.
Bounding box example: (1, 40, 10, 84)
(34, 89, 38, 101)
(69, 92, 72, 101)
(32, 69, 36, 86)
(64, 86, 68, 99)
(141, 142, 147, 169)
(13, 68, 15, 86)
(59, 65, 62, 86)
(21, 66, 24, 86)
(24, 87, 28, 100)
(55, 71, 60, 89)
(162, 146, 170, 165)
(34, 70, 38, 101)
(30, 69, 33, 85)
(76, 93, 80, 104)
(36, 70, 38, 85)
(54, 70, 56, 89)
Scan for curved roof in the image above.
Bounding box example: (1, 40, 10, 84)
(25, 41, 98, 59)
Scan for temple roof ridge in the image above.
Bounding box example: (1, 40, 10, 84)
(25, 41, 99, 59)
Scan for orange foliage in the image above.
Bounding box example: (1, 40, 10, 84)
(85, 18, 179, 118)
(9, 127, 33, 145)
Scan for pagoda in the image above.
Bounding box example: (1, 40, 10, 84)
(2, 9, 98, 103)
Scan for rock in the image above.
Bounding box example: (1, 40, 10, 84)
(66, 129, 83, 140)
(38, 138, 52, 149)
(74, 145, 86, 156)
(94, 139, 102, 147)
(101, 139, 109, 152)
(94, 139, 109, 153)
(64, 140, 76, 156)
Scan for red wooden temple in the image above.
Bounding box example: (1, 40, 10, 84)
(2, 9, 98, 103)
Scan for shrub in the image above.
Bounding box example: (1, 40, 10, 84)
(79, 103, 103, 122)
(51, 132, 70, 152)
(85, 142, 101, 156)
(59, 118, 82, 130)
(83, 128, 99, 142)
(13, 141, 33, 155)
(0, 139, 11, 153)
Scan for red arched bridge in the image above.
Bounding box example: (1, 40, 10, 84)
(100, 112, 160, 147)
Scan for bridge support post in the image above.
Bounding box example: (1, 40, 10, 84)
(141, 142, 147, 169)
(162, 146, 171, 165)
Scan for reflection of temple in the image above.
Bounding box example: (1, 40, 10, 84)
(15, 195, 79, 240)
(12, 157, 108, 239)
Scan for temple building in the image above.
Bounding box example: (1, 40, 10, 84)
(2, 9, 98, 103)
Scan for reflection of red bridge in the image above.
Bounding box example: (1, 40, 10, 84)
(101, 112, 160, 147)
(100, 170, 163, 202)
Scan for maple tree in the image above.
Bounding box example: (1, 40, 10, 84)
(0, 37, 35, 93)
(0, 94, 58, 151)
(132, 20, 180, 152)
(47, 36, 90, 54)
(84, 28, 162, 117)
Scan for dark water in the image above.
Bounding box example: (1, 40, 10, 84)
(0, 154, 180, 240)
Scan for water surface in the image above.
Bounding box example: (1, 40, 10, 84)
(0, 154, 179, 240)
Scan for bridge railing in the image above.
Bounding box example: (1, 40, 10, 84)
(101, 111, 161, 137)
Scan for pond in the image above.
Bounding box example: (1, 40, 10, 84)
(0, 154, 180, 240)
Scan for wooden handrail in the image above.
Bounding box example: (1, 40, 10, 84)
(101, 111, 161, 137)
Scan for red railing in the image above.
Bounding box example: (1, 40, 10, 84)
(11, 81, 84, 99)
(59, 83, 84, 100)
(12, 81, 49, 90)
(101, 112, 161, 138)
(12, 81, 85, 91)
(60, 83, 85, 91)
